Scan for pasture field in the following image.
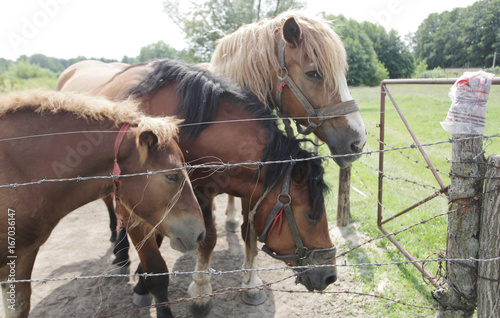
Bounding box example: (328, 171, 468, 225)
(318, 83, 500, 317)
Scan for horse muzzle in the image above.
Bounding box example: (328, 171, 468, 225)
(328, 140, 365, 168)
(295, 265, 337, 291)
(164, 215, 206, 253)
(262, 245, 337, 290)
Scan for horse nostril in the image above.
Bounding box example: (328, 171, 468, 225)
(197, 231, 206, 243)
(350, 141, 363, 154)
(324, 273, 337, 286)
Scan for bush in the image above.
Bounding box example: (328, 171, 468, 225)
(413, 60, 428, 78)
(485, 66, 500, 76)
(416, 66, 447, 78)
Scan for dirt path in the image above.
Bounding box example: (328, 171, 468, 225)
(2, 195, 370, 317)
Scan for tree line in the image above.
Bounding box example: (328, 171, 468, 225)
(1, 0, 498, 89)
(413, 0, 499, 69)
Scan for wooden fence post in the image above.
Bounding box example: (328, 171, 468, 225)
(432, 135, 485, 318)
(477, 155, 500, 317)
(337, 166, 351, 227)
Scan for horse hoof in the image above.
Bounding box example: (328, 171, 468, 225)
(109, 264, 130, 275)
(225, 220, 239, 233)
(189, 299, 213, 317)
(132, 292, 153, 308)
(242, 288, 267, 306)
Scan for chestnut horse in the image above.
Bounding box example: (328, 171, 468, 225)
(57, 59, 337, 316)
(209, 10, 367, 231)
(0, 90, 205, 318)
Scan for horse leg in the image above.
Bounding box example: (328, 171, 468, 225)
(127, 224, 173, 318)
(131, 234, 164, 307)
(240, 199, 267, 305)
(188, 191, 217, 317)
(224, 195, 240, 233)
(110, 226, 130, 274)
(102, 195, 118, 242)
(1, 249, 38, 318)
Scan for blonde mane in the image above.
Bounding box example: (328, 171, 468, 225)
(0, 89, 181, 148)
(210, 10, 347, 107)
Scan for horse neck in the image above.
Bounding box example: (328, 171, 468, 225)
(0, 111, 127, 215)
(179, 98, 269, 197)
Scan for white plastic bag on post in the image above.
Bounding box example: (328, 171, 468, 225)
(441, 71, 494, 135)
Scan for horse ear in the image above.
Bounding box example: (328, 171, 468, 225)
(291, 161, 309, 186)
(282, 17, 302, 47)
(138, 130, 159, 150)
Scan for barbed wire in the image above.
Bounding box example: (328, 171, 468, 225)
(2, 254, 499, 286)
(0, 101, 458, 144)
(0, 134, 498, 190)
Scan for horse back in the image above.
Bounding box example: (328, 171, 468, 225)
(56, 60, 130, 96)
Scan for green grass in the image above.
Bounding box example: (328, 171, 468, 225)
(320, 83, 500, 317)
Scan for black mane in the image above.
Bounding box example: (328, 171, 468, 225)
(125, 59, 327, 218)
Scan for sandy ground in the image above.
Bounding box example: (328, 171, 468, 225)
(2, 194, 371, 318)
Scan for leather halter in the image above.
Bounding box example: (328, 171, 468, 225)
(273, 36, 360, 136)
(251, 165, 336, 266)
(112, 122, 130, 227)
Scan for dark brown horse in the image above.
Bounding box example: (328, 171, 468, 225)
(0, 90, 205, 318)
(57, 59, 337, 316)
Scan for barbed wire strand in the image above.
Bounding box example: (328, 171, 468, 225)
(0, 134, 498, 190)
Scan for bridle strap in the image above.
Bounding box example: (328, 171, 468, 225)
(253, 164, 337, 265)
(257, 166, 307, 258)
(113, 122, 130, 228)
(274, 36, 359, 136)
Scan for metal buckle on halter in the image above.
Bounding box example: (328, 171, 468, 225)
(277, 66, 289, 82)
(296, 247, 309, 260)
(277, 193, 291, 205)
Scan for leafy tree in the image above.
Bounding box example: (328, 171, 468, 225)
(0, 58, 12, 74)
(135, 41, 186, 63)
(28, 54, 66, 73)
(121, 56, 135, 64)
(414, 0, 500, 68)
(332, 15, 389, 86)
(361, 23, 415, 78)
(8, 60, 56, 79)
(163, 0, 305, 62)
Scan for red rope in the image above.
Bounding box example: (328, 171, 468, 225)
(279, 81, 287, 92)
(268, 207, 284, 237)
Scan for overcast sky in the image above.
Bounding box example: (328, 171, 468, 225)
(0, 0, 479, 61)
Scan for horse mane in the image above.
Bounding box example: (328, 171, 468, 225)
(126, 59, 327, 217)
(126, 59, 270, 142)
(210, 10, 347, 107)
(0, 89, 181, 150)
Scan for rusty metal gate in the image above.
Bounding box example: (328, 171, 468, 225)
(377, 77, 500, 288)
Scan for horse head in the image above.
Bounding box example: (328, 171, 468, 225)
(251, 150, 337, 291)
(116, 118, 205, 252)
(211, 11, 367, 167)
(276, 14, 367, 167)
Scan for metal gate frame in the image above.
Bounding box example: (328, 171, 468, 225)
(377, 77, 500, 288)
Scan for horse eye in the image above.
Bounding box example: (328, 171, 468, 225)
(305, 212, 319, 222)
(165, 174, 180, 183)
(306, 71, 322, 80)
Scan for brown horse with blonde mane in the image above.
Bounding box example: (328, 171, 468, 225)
(209, 10, 367, 231)
(0, 90, 205, 318)
(57, 58, 337, 317)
